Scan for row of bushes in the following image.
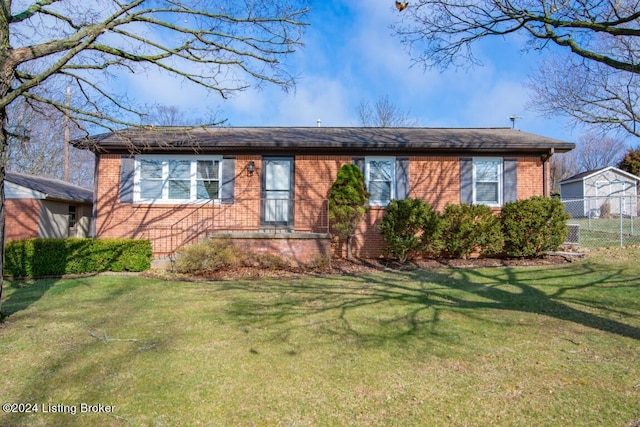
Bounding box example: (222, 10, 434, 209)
(379, 196, 569, 262)
(4, 238, 152, 278)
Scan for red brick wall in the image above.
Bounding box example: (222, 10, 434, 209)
(96, 155, 265, 254)
(95, 154, 546, 259)
(351, 156, 546, 258)
(220, 235, 331, 266)
(518, 157, 545, 199)
(408, 156, 461, 210)
(6, 199, 41, 241)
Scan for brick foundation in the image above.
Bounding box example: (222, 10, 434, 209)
(211, 232, 331, 266)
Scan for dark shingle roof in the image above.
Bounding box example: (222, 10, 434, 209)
(74, 127, 575, 155)
(6, 172, 93, 203)
(561, 168, 608, 183)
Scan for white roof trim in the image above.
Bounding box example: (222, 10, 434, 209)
(5, 181, 47, 200)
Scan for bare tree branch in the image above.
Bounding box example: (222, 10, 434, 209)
(393, 0, 640, 74)
(2, 1, 309, 127)
(357, 95, 418, 127)
(0, 0, 310, 312)
(527, 54, 640, 137)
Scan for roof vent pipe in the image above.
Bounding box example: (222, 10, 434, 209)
(317, 119, 321, 127)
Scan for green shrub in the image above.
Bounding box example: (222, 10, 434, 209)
(501, 196, 569, 257)
(420, 208, 445, 258)
(328, 164, 369, 260)
(4, 238, 152, 277)
(618, 147, 640, 176)
(439, 204, 503, 259)
(379, 198, 440, 262)
(174, 238, 239, 274)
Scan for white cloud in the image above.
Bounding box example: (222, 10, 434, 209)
(114, 0, 577, 142)
(223, 76, 353, 127)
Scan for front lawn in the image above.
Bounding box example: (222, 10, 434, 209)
(569, 217, 640, 247)
(1, 248, 639, 426)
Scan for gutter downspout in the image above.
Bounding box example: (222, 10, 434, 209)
(542, 148, 555, 197)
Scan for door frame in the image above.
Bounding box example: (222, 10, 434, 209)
(261, 156, 294, 228)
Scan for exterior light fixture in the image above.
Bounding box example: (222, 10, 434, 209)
(247, 160, 255, 175)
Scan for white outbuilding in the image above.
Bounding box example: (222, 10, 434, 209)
(559, 166, 640, 218)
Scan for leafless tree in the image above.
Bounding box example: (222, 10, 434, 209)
(528, 55, 640, 138)
(142, 104, 225, 127)
(392, 0, 640, 137)
(356, 95, 418, 127)
(6, 96, 94, 187)
(550, 133, 626, 193)
(393, 0, 640, 74)
(573, 134, 627, 172)
(550, 152, 578, 194)
(0, 0, 309, 310)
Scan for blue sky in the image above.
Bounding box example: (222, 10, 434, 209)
(127, 0, 579, 143)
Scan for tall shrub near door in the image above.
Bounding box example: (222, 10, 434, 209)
(328, 164, 370, 260)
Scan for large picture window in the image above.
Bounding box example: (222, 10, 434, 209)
(135, 156, 221, 202)
(365, 157, 395, 206)
(473, 158, 502, 206)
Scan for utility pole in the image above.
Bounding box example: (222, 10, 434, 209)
(64, 87, 70, 182)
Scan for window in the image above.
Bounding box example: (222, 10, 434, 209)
(135, 156, 221, 202)
(366, 157, 395, 206)
(139, 159, 164, 200)
(473, 158, 502, 206)
(68, 205, 77, 228)
(196, 160, 220, 199)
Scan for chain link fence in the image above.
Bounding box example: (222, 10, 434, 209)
(561, 196, 640, 248)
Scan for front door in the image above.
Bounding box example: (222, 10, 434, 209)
(262, 157, 294, 228)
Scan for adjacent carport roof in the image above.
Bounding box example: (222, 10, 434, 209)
(6, 172, 93, 203)
(73, 126, 575, 156)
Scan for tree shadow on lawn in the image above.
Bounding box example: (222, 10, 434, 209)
(1, 271, 117, 320)
(0, 276, 167, 426)
(1, 279, 60, 319)
(219, 262, 640, 344)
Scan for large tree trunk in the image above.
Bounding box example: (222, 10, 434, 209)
(0, 107, 7, 315)
(0, 11, 10, 313)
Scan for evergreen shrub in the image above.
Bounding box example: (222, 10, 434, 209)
(328, 164, 369, 260)
(4, 238, 152, 277)
(379, 198, 440, 262)
(501, 196, 569, 257)
(439, 204, 503, 259)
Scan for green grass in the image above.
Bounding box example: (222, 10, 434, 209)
(1, 249, 640, 426)
(568, 217, 640, 247)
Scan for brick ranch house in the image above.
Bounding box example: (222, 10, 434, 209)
(74, 127, 575, 263)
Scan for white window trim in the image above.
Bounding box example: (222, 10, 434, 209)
(365, 156, 395, 207)
(473, 157, 503, 207)
(134, 155, 222, 204)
